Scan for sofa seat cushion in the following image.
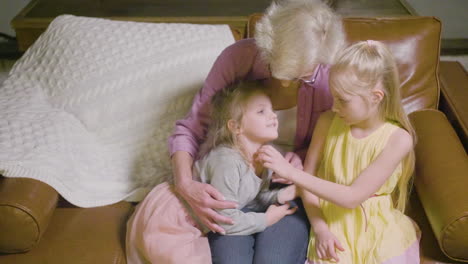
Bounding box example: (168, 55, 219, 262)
(0, 202, 134, 264)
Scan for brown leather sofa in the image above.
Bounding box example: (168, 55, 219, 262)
(1, 15, 467, 264)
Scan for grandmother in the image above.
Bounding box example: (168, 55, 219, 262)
(168, 0, 345, 263)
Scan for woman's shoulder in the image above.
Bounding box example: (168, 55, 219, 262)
(222, 38, 259, 56)
(230, 38, 257, 49)
(212, 38, 267, 81)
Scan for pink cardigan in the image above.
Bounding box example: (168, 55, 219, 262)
(168, 38, 333, 160)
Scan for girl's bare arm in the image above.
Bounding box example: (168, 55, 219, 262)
(301, 111, 333, 233)
(261, 127, 413, 209)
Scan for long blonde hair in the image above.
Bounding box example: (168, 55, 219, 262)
(329, 40, 416, 213)
(255, 0, 345, 80)
(198, 81, 267, 163)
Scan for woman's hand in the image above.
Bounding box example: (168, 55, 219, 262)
(314, 228, 345, 262)
(174, 180, 237, 234)
(257, 145, 295, 181)
(265, 203, 297, 226)
(271, 151, 302, 184)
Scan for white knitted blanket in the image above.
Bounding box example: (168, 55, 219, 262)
(0, 15, 234, 207)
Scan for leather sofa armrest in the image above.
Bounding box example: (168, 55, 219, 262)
(409, 109, 468, 262)
(0, 177, 59, 253)
(439, 60, 468, 149)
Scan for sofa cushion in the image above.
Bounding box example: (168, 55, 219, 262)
(0, 177, 58, 253)
(0, 202, 134, 264)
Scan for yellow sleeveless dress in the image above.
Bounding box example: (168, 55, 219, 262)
(306, 115, 419, 264)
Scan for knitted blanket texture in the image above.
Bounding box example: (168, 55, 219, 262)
(0, 15, 234, 207)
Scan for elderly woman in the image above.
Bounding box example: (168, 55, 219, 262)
(168, 0, 345, 263)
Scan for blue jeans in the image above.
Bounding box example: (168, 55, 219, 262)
(208, 199, 310, 264)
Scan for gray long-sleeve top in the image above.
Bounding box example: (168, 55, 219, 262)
(194, 146, 280, 235)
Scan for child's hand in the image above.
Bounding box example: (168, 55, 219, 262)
(314, 228, 345, 262)
(272, 152, 302, 184)
(277, 184, 297, 204)
(257, 145, 295, 180)
(265, 203, 297, 227)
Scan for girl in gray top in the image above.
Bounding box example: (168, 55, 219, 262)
(194, 81, 297, 248)
(126, 81, 297, 264)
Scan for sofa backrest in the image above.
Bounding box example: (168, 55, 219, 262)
(247, 14, 442, 113)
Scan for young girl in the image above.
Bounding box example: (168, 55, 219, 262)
(257, 40, 420, 263)
(126, 81, 298, 264)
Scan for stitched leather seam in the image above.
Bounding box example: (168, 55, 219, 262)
(440, 215, 468, 262)
(0, 203, 40, 252)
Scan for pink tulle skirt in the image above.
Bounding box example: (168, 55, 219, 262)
(126, 182, 211, 264)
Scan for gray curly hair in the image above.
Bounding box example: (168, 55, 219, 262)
(255, 0, 345, 80)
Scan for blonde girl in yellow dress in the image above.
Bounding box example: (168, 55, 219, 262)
(257, 40, 420, 263)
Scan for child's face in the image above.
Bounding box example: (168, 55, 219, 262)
(331, 88, 373, 125)
(238, 93, 278, 144)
